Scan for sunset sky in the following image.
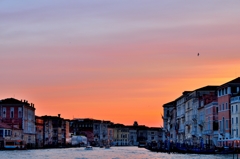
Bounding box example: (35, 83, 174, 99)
(1, 1, 240, 127)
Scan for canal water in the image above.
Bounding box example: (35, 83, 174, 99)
(0, 147, 238, 159)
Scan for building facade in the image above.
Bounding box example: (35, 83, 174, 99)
(230, 94, 240, 147)
(0, 98, 36, 147)
(217, 77, 240, 146)
(162, 101, 175, 141)
(176, 91, 191, 143)
(35, 116, 43, 148)
(42, 114, 69, 147)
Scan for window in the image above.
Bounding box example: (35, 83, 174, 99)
(219, 105, 221, 111)
(18, 107, 22, 118)
(222, 117, 225, 129)
(232, 106, 234, 113)
(237, 129, 239, 137)
(232, 118, 234, 124)
(226, 120, 229, 129)
(226, 103, 228, 109)
(222, 104, 224, 111)
(3, 107, 6, 118)
(0, 130, 3, 137)
(208, 117, 211, 130)
(237, 117, 238, 124)
(237, 105, 238, 112)
(10, 107, 14, 118)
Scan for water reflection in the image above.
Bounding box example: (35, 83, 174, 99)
(0, 147, 237, 159)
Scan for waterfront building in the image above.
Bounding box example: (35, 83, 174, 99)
(41, 114, 69, 147)
(169, 106, 177, 142)
(137, 125, 149, 145)
(146, 127, 161, 143)
(176, 91, 191, 143)
(202, 100, 218, 146)
(198, 92, 218, 147)
(93, 120, 112, 146)
(217, 77, 240, 147)
(35, 116, 43, 148)
(128, 128, 138, 146)
(230, 93, 240, 147)
(0, 121, 23, 148)
(175, 91, 191, 143)
(162, 101, 176, 141)
(0, 98, 36, 147)
(184, 86, 217, 145)
(126, 122, 141, 146)
(111, 124, 129, 146)
(70, 118, 95, 144)
(107, 127, 114, 145)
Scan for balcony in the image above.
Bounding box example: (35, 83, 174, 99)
(192, 114, 197, 121)
(198, 120, 204, 127)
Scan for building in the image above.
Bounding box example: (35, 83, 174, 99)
(41, 114, 69, 147)
(202, 101, 218, 147)
(107, 127, 114, 145)
(184, 86, 218, 145)
(169, 106, 177, 142)
(162, 101, 176, 141)
(93, 120, 112, 146)
(35, 116, 44, 148)
(0, 98, 36, 147)
(230, 93, 240, 147)
(176, 91, 191, 143)
(217, 77, 240, 146)
(0, 121, 23, 148)
(128, 128, 138, 146)
(111, 124, 129, 146)
(147, 127, 162, 143)
(70, 118, 95, 144)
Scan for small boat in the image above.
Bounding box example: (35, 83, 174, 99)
(85, 146, 93, 150)
(105, 145, 110, 149)
(4, 140, 26, 150)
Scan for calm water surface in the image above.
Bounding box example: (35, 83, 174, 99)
(0, 147, 238, 159)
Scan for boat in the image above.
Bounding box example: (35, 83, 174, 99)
(85, 146, 93, 150)
(105, 145, 111, 149)
(138, 141, 146, 148)
(4, 140, 26, 150)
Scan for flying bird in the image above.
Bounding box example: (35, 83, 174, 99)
(197, 53, 200, 56)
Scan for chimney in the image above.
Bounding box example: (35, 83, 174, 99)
(58, 114, 61, 118)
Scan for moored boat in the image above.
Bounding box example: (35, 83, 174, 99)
(4, 140, 26, 150)
(85, 146, 93, 150)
